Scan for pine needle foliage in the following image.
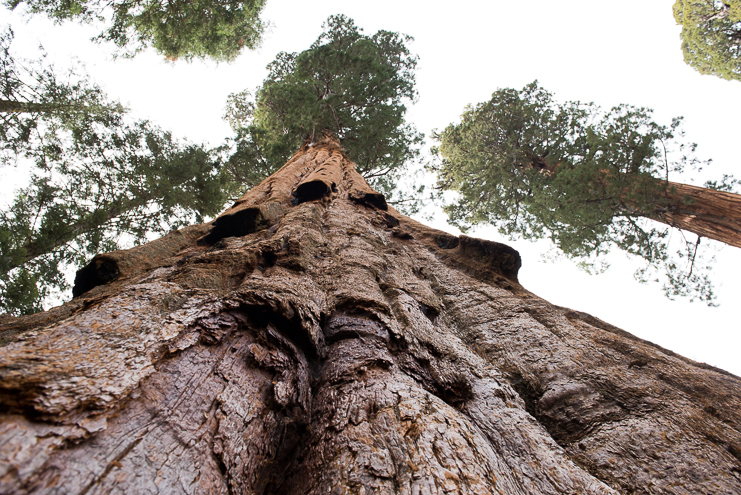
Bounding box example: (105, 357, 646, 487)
(1, 31, 234, 315)
(6, 0, 266, 61)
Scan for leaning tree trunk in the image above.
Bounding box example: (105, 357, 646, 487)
(530, 155, 741, 249)
(0, 99, 113, 115)
(1, 133, 740, 494)
(658, 180, 741, 248)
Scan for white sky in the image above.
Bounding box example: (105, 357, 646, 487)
(3, 0, 740, 375)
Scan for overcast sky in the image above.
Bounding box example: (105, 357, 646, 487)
(3, 0, 740, 375)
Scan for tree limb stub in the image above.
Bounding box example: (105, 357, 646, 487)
(1, 132, 739, 494)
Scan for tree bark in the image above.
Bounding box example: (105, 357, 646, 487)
(1, 132, 739, 494)
(657, 180, 741, 249)
(528, 156, 741, 249)
(0, 99, 80, 114)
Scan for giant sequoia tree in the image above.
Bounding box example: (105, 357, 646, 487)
(432, 82, 741, 304)
(1, 26, 124, 160)
(0, 134, 739, 494)
(673, 0, 741, 81)
(224, 15, 423, 207)
(1, 15, 423, 316)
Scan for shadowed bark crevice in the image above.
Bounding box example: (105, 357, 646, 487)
(432, 370, 474, 409)
(348, 189, 388, 210)
(323, 311, 390, 343)
(244, 304, 322, 363)
(72, 256, 120, 297)
(201, 201, 285, 245)
(293, 180, 333, 205)
(434, 233, 460, 249)
(506, 370, 543, 419)
(457, 235, 522, 281)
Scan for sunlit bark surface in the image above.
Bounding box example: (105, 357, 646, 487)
(661, 180, 741, 248)
(1, 133, 740, 494)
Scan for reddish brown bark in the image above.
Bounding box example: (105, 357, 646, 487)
(528, 155, 741, 248)
(0, 133, 739, 494)
(659, 180, 741, 248)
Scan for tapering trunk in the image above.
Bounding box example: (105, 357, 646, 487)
(657, 180, 741, 248)
(0, 99, 122, 116)
(1, 133, 739, 494)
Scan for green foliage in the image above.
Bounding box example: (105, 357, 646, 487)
(1, 118, 234, 315)
(1, 26, 125, 162)
(6, 0, 266, 61)
(224, 15, 424, 210)
(1, 36, 235, 315)
(432, 82, 718, 305)
(674, 0, 741, 81)
(704, 173, 741, 191)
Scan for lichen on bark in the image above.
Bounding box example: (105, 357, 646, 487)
(0, 132, 739, 494)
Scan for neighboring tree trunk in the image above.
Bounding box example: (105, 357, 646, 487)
(5, 194, 168, 277)
(0, 99, 83, 114)
(528, 155, 741, 249)
(659, 180, 741, 248)
(0, 99, 123, 115)
(1, 133, 739, 494)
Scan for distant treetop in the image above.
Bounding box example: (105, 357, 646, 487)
(432, 81, 740, 305)
(224, 14, 424, 211)
(673, 0, 741, 81)
(6, 0, 267, 62)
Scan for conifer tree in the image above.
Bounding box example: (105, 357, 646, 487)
(432, 82, 741, 304)
(673, 0, 741, 81)
(224, 15, 423, 209)
(0, 30, 234, 315)
(1, 26, 124, 162)
(5, 0, 266, 61)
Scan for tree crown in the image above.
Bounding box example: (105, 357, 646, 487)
(432, 82, 727, 304)
(6, 0, 267, 61)
(673, 0, 741, 81)
(1, 33, 235, 315)
(224, 14, 424, 209)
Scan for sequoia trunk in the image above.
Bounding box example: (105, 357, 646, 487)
(1, 133, 740, 494)
(657, 180, 741, 248)
(529, 156, 741, 249)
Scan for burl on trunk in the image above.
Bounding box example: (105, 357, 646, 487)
(1, 133, 739, 494)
